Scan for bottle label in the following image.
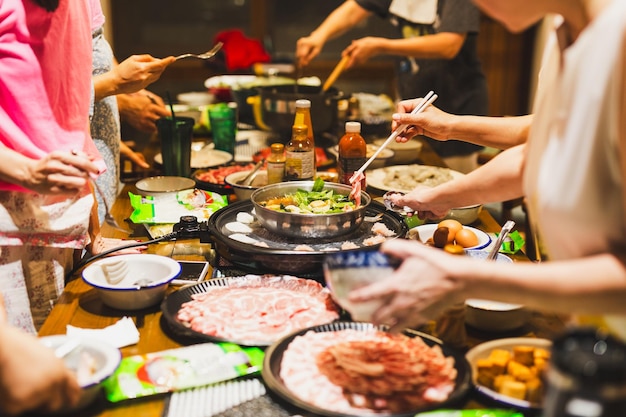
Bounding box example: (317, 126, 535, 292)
(285, 150, 314, 180)
(338, 157, 367, 185)
(267, 161, 285, 184)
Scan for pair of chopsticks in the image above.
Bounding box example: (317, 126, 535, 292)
(349, 91, 438, 183)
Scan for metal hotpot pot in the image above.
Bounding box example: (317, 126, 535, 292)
(247, 85, 347, 139)
(250, 181, 371, 239)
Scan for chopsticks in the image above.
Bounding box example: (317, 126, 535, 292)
(349, 91, 438, 183)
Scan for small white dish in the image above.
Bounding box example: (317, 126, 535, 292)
(135, 176, 196, 194)
(413, 224, 491, 250)
(39, 335, 121, 412)
(224, 169, 268, 201)
(176, 91, 215, 106)
(373, 138, 422, 164)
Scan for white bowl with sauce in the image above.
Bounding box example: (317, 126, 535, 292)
(464, 251, 529, 332)
(39, 335, 121, 412)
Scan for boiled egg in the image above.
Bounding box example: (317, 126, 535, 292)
(455, 228, 479, 248)
(437, 219, 463, 244)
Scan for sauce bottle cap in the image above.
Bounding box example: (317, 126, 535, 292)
(295, 99, 311, 108)
(345, 121, 361, 133)
(270, 143, 284, 152)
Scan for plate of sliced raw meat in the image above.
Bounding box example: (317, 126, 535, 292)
(262, 321, 470, 417)
(161, 275, 341, 346)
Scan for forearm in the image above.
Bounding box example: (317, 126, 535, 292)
(311, 0, 370, 43)
(424, 144, 526, 207)
(447, 114, 533, 149)
(460, 253, 626, 316)
(93, 71, 119, 101)
(378, 32, 465, 60)
(0, 145, 33, 187)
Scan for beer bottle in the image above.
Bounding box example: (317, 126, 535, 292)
(267, 142, 286, 184)
(338, 121, 366, 187)
(284, 124, 314, 181)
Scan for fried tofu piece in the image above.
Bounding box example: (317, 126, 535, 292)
(488, 349, 512, 374)
(476, 357, 505, 387)
(513, 345, 535, 366)
(493, 374, 517, 392)
(499, 379, 527, 400)
(534, 347, 551, 361)
(507, 360, 535, 381)
(532, 357, 549, 376)
(525, 377, 544, 403)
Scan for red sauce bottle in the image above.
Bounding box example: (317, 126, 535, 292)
(338, 121, 366, 187)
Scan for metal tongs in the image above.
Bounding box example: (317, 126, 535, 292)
(349, 90, 438, 185)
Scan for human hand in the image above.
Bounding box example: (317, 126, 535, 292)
(22, 150, 100, 195)
(349, 240, 465, 332)
(118, 90, 171, 133)
(88, 235, 148, 255)
(0, 295, 81, 415)
(343, 37, 383, 68)
(110, 54, 175, 96)
(296, 34, 325, 67)
(388, 186, 451, 221)
(392, 100, 453, 143)
(120, 141, 150, 169)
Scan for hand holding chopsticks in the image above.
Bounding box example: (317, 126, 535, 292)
(349, 91, 438, 184)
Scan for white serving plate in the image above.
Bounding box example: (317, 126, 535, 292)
(413, 223, 491, 250)
(366, 164, 464, 193)
(154, 148, 233, 169)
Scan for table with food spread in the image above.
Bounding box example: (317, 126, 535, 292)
(37, 139, 568, 417)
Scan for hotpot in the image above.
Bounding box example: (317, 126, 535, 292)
(250, 181, 371, 239)
(247, 84, 347, 139)
(205, 199, 408, 276)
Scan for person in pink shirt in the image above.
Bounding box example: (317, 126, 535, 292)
(0, 0, 107, 334)
(0, 1, 95, 413)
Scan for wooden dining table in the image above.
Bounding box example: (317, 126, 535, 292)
(37, 138, 568, 417)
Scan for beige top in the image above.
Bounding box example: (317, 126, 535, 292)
(524, 1, 626, 339)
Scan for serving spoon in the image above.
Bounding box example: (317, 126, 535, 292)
(240, 159, 265, 186)
(487, 220, 515, 261)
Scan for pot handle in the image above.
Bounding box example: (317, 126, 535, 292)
(246, 95, 272, 131)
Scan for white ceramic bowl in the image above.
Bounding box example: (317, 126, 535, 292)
(39, 335, 121, 411)
(365, 143, 395, 169)
(82, 254, 181, 310)
(464, 250, 529, 332)
(224, 169, 269, 200)
(445, 204, 483, 225)
(465, 298, 529, 332)
(465, 337, 552, 410)
(135, 176, 196, 195)
(373, 138, 422, 164)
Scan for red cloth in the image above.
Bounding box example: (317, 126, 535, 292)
(215, 29, 270, 71)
